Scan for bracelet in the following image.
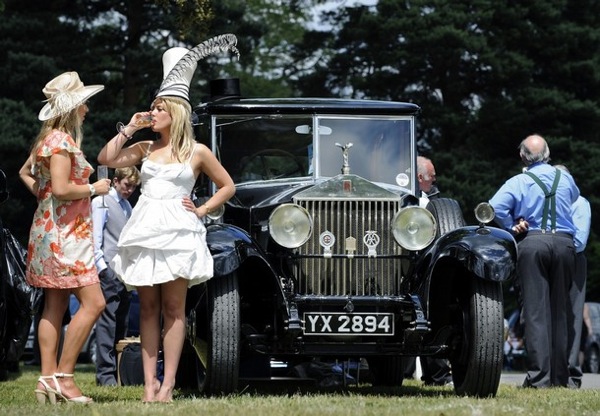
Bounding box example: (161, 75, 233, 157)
(116, 122, 133, 141)
(88, 184, 96, 197)
(204, 203, 211, 214)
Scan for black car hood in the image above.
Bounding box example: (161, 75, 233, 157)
(230, 178, 321, 208)
(229, 177, 418, 210)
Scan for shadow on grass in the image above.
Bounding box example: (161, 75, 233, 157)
(177, 378, 457, 399)
(13, 362, 460, 403)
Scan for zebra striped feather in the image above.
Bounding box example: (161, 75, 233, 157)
(161, 34, 239, 88)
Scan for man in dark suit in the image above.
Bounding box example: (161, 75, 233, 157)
(404, 156, 453, 386)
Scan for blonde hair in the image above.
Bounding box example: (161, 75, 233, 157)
(31, 106, 83, 156)
(152, 96, 195, 162)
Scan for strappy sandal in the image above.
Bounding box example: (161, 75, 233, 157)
(34, 375, 58, 404)
(53, 373, 93, 404)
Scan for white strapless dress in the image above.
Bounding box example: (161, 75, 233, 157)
(110, 159, 213, 288)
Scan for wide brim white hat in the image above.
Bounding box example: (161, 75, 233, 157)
(38, 71, 104, 121)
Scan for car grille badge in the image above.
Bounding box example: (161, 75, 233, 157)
(345, 236, 357, 258)
(342, 179, 352, 193)
(364, 231, 380, 257)
(319, 231, 335, 258)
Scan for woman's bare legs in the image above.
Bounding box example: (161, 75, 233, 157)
(54, 283, 105, 398)
(155, 278, 188, 403)
(37, 288, 70, 393)
(137, 284, 162, 402)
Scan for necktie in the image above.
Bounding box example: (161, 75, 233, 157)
(119, 198, 131, 219)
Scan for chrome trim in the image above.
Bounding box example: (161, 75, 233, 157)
(294, 199, 403, 296)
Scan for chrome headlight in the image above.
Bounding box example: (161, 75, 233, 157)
(206, 204, 225, 221)
(391, 206, 436, 250)
(269, 204, 312, 248)
(474, 202, 495, 224)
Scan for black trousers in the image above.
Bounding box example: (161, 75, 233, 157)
(567, 252, 587, 388)
(95, 267, 131, 386)
(519, 232, 575, 388)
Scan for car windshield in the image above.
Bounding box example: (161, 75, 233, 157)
(213, 114, 415, 192)
(314, 116, 414, 190)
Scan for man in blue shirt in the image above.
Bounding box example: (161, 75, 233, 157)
(555, 165, 592, 388)
(490, 134, 579, 388)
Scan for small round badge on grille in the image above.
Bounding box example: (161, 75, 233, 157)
(319, 231, 336, 258)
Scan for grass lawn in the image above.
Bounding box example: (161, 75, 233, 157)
(1, 363, 599, 415)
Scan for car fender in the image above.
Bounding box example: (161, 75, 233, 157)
(206, 223, 277, 278)
(204, 223, 288, 320)
(418, 225, 518, 284)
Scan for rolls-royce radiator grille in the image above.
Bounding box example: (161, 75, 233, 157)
(295, 199, 402, 296)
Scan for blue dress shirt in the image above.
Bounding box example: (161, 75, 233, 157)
(91, 187, 131, 272)
(489, 162, 580, 235)
(572, 195, 591, 253)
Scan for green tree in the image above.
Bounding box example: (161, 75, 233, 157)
(0, 0, 216, 242)
(302, 0, 600, 300)
(0, 0, 320, 244)
(207, 0, 328, 98)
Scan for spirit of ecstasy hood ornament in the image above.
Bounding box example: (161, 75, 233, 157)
(335, 142, 353, 174)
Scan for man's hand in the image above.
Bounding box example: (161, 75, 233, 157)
(99, 267, 117, 280)
(512, 218, 529, 234)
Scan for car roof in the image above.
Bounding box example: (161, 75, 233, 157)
(195, 97, 421, 116)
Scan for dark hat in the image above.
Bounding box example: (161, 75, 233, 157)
(209, 78, 241, 100)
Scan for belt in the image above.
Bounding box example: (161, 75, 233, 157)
(526, 230, 573, 238)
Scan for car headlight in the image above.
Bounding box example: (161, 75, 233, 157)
(391, 206, 436, 250)
(206, 204, 225, 221)
(474, 202, 495, 224)
(269, 204, 312, 248)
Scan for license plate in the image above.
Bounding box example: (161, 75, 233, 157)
(303, 312, 394, 336)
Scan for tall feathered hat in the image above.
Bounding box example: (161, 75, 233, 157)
(156, 34, 240, 101)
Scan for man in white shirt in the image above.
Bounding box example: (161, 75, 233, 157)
(92, 166, 140, 385)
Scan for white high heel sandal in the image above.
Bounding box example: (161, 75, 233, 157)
(53, 373, 93, 404)
(34, 375, 59, 404)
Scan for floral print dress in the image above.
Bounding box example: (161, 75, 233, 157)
(26, 130, 99, 289)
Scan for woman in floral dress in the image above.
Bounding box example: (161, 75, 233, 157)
(19, 72, 111, 404)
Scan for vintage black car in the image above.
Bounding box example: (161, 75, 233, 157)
(180, 81, 518, 397)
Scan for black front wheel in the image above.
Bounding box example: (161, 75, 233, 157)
(190, 272, 240, 396)
(449, 278, 504, 397)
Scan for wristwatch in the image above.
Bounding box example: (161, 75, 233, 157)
(88, 184, 96, 197)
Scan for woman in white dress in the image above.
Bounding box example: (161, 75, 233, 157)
(97, 55, 235, 400)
